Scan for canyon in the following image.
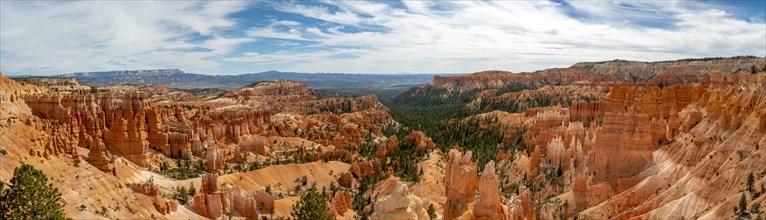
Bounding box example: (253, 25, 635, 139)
(1, 56, 765, 219)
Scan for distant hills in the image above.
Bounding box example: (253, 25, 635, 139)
(49, 69, 457, 99)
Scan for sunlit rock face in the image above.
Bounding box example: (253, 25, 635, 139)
(473, 161, 503, 219)
(371, 180, 429, 220)
(2, 57, 766, 220)
(443, 149, 479, 219)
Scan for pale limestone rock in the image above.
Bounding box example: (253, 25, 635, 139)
(371, 181, 428, 220)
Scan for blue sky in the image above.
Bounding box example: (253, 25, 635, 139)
(1, 0, 764, 75)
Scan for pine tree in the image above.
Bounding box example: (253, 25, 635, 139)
(740, 192, 748, 216)
(0, 164, 69, 219)
(427, 203, 436, 219)
(291, 186, 334, 220)
(189, 183, 196, 196)
(748, 172, 755, 192)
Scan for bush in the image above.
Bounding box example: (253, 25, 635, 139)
(290, 186, 333, 220)
(0, 164, 69, 219)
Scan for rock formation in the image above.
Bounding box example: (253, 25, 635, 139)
(230, 186, 259, 219)
(331, 191, 353, 216)
(5, 59, 765, 219)
(404, 130, 437, 151)
(206, 147, 224, 173)
(193, 174, 227, 219)
(473, 161, 503, 219)
(126, 182, 159, 196)
(152, 197, 178, 215)
(126, 182, 178, 215)
(253, 190, 275, 215)
(443, 149, 479, 219)
(589, 112, 654, 183)
(86, 137, 112, 172)
(192, 174, 275, 219)
(371, 181, 429, 220)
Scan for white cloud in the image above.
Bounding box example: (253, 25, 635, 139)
(1, 1, 764, 75)
(231, 0, 765, 74)
(0, 1, 251, 74)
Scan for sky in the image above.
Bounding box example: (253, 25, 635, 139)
(1, 0, 765, 75)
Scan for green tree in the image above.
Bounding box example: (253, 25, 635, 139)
(189, 183, 197, 197)
(160, 161, 169, 172)
(740, 192, 748, 216)
(427, 203, 436, 220)
(748, 172, 755, 192)
(172, 186, 190, 205)
(290, 186, 334, 220)
(0, 164, 69, 219)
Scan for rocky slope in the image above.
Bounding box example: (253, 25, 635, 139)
(441, 70, 765, 219)
(0, 74, 393, 219)
(424, 56, 764, 93)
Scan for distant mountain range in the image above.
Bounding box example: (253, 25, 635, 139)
(45, 69, 458, 99)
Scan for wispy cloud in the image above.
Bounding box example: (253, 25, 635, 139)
(0, 1, 252, 74)
(1, 1, 764, 75)
(228, 0, 765, 73)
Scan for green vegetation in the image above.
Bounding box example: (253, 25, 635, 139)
(385, 84, 533, 172)
(385, 87, 479, 133)
(427, 204, 436, 219)
(433, 116, 526, 171)
(290, 186, 334, 220)
(157, 158, 205, 180)
(189, 183, 197, 197)
(382, 116, 525, 172)
(739, 192, 748, 216)
(352, 175, 378, 220)
(0, 164, 69, 220)
(171, 186, 191, 205)
(170, 182, 197, 205)
(381, 128, 429, 182)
